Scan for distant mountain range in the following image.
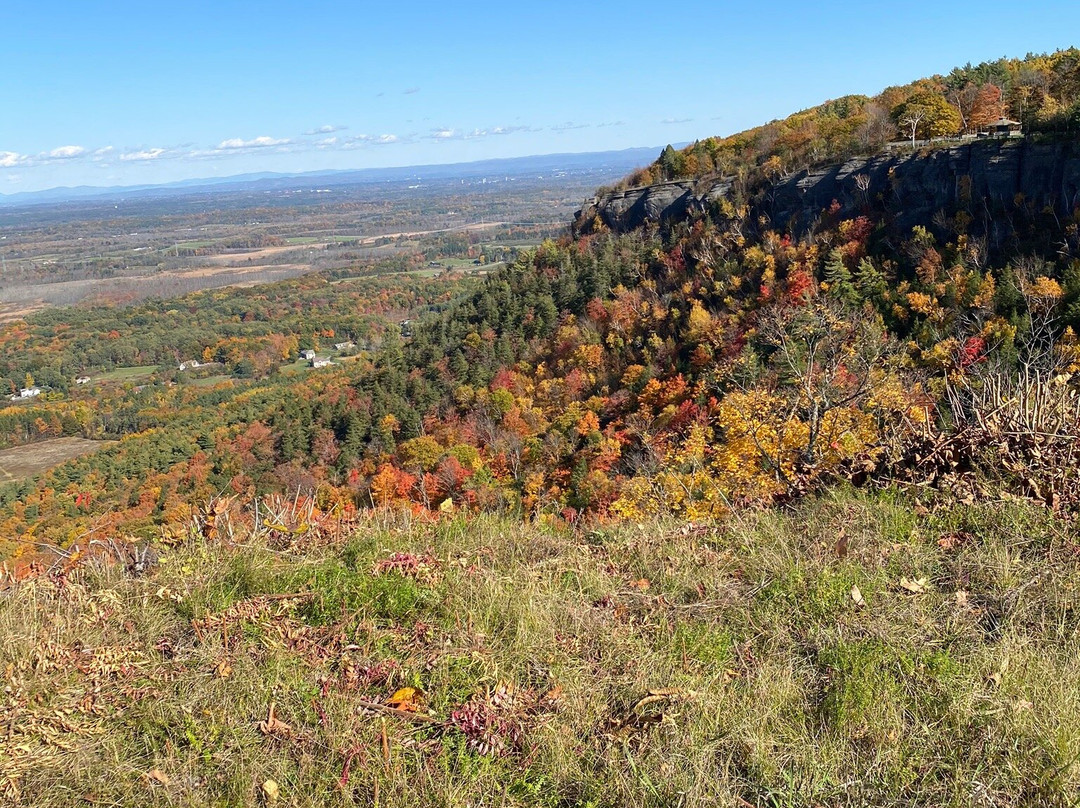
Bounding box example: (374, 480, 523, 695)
(0, 147, 670, 208)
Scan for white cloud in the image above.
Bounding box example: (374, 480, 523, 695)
(423, 125, 531, 142)
(48, 145, 86, 159)
(304, 124, 346, 135)
(661, 117, 693, 124)
(217, 136, 291, 150)
(341, 133, 401, 149)
(0, 151, 29, 168)
(318, 133, 396, 148)
(119, 147, 167, 161)
(551, 122, 589, 131)
(488, 125, 530, 136)
(402, 87, 420, 95)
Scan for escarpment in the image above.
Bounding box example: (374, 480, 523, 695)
(576, 138, 1080, 251)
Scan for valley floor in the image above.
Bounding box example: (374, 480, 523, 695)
(2, 489, 1078, 807)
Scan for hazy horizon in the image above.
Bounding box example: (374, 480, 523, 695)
(0, 145, 668, 207)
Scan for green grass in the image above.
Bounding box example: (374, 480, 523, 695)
(278, 359, 316, 376)
(94, 364, 160, 382)
(407, 262, 502, 278)
(284, 236, 364, 245)
(3, 490, 1079, 806)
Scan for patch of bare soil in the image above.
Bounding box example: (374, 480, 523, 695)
(202, 244, 329, 266)
(0, 437, 116, 483)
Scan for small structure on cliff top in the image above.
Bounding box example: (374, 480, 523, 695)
(982, 117, 1023, 137)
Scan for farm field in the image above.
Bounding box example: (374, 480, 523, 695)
(0, 263, 319, 321)
(92, 365, 160, 383)
(0, 437, 112, 483)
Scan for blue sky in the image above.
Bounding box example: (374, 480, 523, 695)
(2, 1, 1079, 192)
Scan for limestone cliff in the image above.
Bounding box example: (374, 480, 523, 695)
(576, 138, 1080, 249)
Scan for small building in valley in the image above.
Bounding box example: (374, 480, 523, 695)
(300, 349, 316, 361)
(75, 376, 91, 385)
(311, 357, 333, 368)
(10, 386, 41, 401)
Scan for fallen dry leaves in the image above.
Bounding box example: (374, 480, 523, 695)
(257, 702, 292, 737)
(1, 580, 180, 800)
(386, 686, 425, 713)
(606, 688, 695, 738)
(898, 576, 930, 594)
(261, 778, 280, 802)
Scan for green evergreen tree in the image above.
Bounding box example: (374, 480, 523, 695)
(824, 248, 858, 304)
(855, 257, 887, 301)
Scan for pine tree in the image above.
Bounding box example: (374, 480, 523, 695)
(855, 257, 887, 301)
(824, 249, 857, 304)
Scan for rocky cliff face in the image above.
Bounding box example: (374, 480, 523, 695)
(576, 139, 1080, 246)
(576, 181, 696, 232)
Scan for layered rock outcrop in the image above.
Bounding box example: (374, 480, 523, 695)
(576, 139, 1080, 245)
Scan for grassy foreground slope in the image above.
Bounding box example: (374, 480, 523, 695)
(3, 489, 1078, 806)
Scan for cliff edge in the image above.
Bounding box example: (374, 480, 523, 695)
(576, 138, 1080, 248)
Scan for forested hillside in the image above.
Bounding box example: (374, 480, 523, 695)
(4, 52, 1080, 559)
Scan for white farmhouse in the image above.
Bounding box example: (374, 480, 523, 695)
(10, 387, 42, 401)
